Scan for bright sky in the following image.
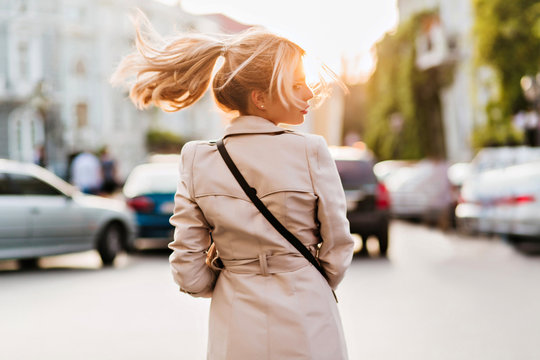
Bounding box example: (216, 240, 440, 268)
(159, 0, 398, 83)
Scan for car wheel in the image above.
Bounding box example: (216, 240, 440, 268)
(507, 234, 523, 245)
(377, 227, 389, 257)
(98, 223, 123, 266)
(355, 234, 369, 257)
(19, 258, 39, 269)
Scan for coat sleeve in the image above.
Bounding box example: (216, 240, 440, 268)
(307, 135, 354, 290)
(168, 141, 217, 298)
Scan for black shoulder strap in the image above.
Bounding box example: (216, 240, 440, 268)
(216, 139, 330, 281)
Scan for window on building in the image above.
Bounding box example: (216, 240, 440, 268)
(18, 42, 29, 79)
(8, 109, 45, 163)
(18, 0, 27, 13)
(426, 36, 433, 52)
(76, 102, 88, 128)
(447, 36, 458, 51)
(75, 59, 86, 76)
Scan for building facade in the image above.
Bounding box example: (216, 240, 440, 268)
(398, 0, 486, 162)
(1, 0, 345, 182)
(0, 0, 231, 180)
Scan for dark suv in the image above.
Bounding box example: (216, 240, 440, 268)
(330, 146, 391, 256)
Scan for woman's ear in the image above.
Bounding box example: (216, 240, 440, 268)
(250, 89, 267, 110)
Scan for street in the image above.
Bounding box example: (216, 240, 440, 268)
(1, 220, 540, 360)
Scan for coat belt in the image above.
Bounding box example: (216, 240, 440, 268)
(220, 252, 311, 276)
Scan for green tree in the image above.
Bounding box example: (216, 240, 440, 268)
(146, 129, 186, 154)
(364, 11, 451, 160)
(342, 83, 367, 142)
(473, 0, 540, 147)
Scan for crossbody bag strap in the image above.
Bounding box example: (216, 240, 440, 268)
(216, 138, 338, 302)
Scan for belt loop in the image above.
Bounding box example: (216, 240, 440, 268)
(259, 253, 269, 276)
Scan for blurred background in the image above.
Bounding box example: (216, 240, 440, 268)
(2, 0, 540, 359)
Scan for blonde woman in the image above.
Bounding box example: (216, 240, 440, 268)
(112, 12, 354, 360)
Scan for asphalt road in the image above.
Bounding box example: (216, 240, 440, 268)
(1, 220, 540, 360)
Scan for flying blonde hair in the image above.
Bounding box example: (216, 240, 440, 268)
(111, 9, 342, 114)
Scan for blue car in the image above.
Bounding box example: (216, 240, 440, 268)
(123, 156, 179, 248)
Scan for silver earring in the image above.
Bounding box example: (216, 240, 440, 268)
(260, 105, 265, 109)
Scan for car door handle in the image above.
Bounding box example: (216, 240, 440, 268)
(30, 207, 40, 214)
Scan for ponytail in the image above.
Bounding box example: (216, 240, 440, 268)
(111, 10, 223, 112)
(112, 10, 344, 115)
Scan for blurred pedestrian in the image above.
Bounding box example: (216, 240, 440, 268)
(112, 11, 354, 360)
(99, 146, 118, 194)
(70, 150, 103, 195)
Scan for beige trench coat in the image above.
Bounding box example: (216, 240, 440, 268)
(169, 115, 354, 360)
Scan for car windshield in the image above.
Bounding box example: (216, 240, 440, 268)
(335, 160, 377, 189)
(123, 164, 178, 198)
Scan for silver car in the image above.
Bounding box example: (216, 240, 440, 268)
(384, 159, 453, 225)
(456, 160, 540, 242)
(0, 159, 136, 266)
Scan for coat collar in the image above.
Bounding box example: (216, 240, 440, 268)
(223, 116, 288, 137)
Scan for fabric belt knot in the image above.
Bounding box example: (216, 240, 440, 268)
(258, 253, 269, 276)
(220, 252, 316, 275)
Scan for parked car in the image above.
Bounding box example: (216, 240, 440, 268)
(0, 159, 136, 266)
(384, 159, 453, 228)
(329, 146, 391, 256)
(456, 160, 540, 243)
(123, 158, 179, 248)
(469, 146, 540, 175)
(449, 147, 540, 232)
(373, 159, 417, 184)
(454, 167, 501, 235)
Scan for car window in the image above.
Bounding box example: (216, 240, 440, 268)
(335, 160, 377, 188)
(10, 174, 63, 196)
(0, 173, 12, 194)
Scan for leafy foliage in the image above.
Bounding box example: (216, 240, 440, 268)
(363, 11, 451, 160)
(342, 83, 368, 141)
(473, 0, 540, 146)
(146, 128, 186, 154)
